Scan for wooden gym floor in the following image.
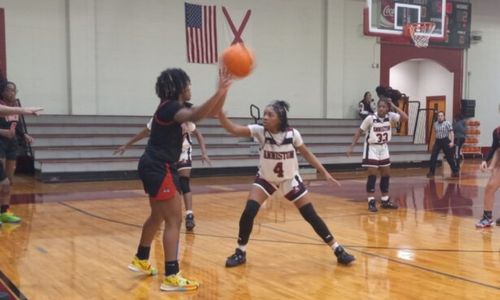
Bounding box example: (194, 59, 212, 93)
(0, 161, 499, 299)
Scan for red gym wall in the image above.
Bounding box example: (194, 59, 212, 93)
(0, 8, 6, 78)
(380, 43, 464, 119)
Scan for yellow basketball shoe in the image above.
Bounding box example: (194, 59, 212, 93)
(128, 256, 157, 276)
(160, 272, 200, 292)
(0, 211, 21, 223)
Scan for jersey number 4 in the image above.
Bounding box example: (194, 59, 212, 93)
(273, 162, 284, 178)
(376, 133, 388, 143)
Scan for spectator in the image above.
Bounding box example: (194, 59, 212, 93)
(358, 91, 376, 120)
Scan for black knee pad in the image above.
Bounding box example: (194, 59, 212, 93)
(380, 176, 390, 193)
(366, 175, 377, 193)
(299, 203, 334, 244)
(238, 200, 261, 245)
(179, 176, 190, 194)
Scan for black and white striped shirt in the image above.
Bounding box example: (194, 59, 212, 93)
(434, 121, 453, 139)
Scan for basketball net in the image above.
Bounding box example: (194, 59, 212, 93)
(406, 22, 436, 48)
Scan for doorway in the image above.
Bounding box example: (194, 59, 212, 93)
(426, 96, 446, 150)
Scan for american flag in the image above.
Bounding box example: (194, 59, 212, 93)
(185, 2, 218, 64)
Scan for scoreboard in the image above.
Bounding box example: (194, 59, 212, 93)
(430, 0, 472, 49)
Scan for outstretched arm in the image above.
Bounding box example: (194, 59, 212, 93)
(174, 69, 232, 124)
(297, 144, 340, 186)
(347, 128, 363, 157)
(113, 127, 149, 155)
(192, 129, 211, 166)
(218, 111, 252, 137)
(0, 105, 43, 117)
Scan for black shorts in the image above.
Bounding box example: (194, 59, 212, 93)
(0, 139, 18, 161)
(0, 161, 5, 181)
(138, 154, 181, 201)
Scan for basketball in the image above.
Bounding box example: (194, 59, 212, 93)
(222, 43, 254, 78)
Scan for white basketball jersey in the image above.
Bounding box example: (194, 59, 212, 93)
(181, 122, 196, 151)
(248, 124, 303, 182)
(361, 112, 400, 144)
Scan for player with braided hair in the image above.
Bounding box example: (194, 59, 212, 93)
(347, 87, 408, 212)
(218, 100, 355, 268)
(128, 67, 232, 292)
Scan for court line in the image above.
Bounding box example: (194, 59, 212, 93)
(0, 269, 28, 300)
(59, 201, 499, 254)
(61, 200, 500, 290)
(259, 224, 500, 291)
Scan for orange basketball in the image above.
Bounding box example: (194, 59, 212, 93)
(222, 43, 254, 78)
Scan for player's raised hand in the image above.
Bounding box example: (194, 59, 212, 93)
(480, 161, 488, 172)
(218, 67, 233, 92)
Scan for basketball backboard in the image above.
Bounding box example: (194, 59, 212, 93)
(364, 0, 447, 39)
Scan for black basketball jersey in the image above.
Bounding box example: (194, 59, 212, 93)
(144, 100, 184, 163)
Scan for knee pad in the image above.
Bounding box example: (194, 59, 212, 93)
(380, 176, 390, 193)
(299, 203, 334, 244)
(241, 200, 260, 220)
(179, 176, 190, 194)
(366, 175, 377, 193)
(238, 200, 261, 245)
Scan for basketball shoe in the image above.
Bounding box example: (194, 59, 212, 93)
(475, 216, 494, 228)
(0, 211, 21, 223)
(380, 198, 398, 209)
(185, 213, 195, 231)
(368, 199, 378, 212)
(334, 245, 355, 265)
(128, 256, 157, 275)
(160, 272, 199, 292)
(225, 248, 246, 267)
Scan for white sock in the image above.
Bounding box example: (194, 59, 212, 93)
(185, 210, 193, 216)
(237, 245, 247, 252)
(368, 196, 375, 202)
(381, 196, 389, 201)
(331, 242, 339, 251)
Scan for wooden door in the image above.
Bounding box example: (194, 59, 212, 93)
(426, 96, 446, 151)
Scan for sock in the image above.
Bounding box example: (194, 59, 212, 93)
(381, 195, 389, 201)
(484, 211, 492, 219)
(331, 242, 339, 251)
(185, 210, 193, 216)
(136, 245, 151, 260)
(165, 260, 179, 276)
(1, 205, 9, 213)
(367, 196, 375, 202)
(237, 244, 247, 252)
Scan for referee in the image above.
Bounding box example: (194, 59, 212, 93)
(427, 111, 460, 178)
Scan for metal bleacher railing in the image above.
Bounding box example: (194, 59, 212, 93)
(407, 101, 436, 145)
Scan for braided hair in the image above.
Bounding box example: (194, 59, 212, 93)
(155, 68, 190, 101)
(268, 100, 290, 132)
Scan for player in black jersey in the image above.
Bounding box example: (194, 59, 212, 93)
(127, 68, 232, 292)
(0, 81, 39, 225)
(475, 126, 500, 228)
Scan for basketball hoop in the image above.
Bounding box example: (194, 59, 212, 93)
(404, 22, 436, 48)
